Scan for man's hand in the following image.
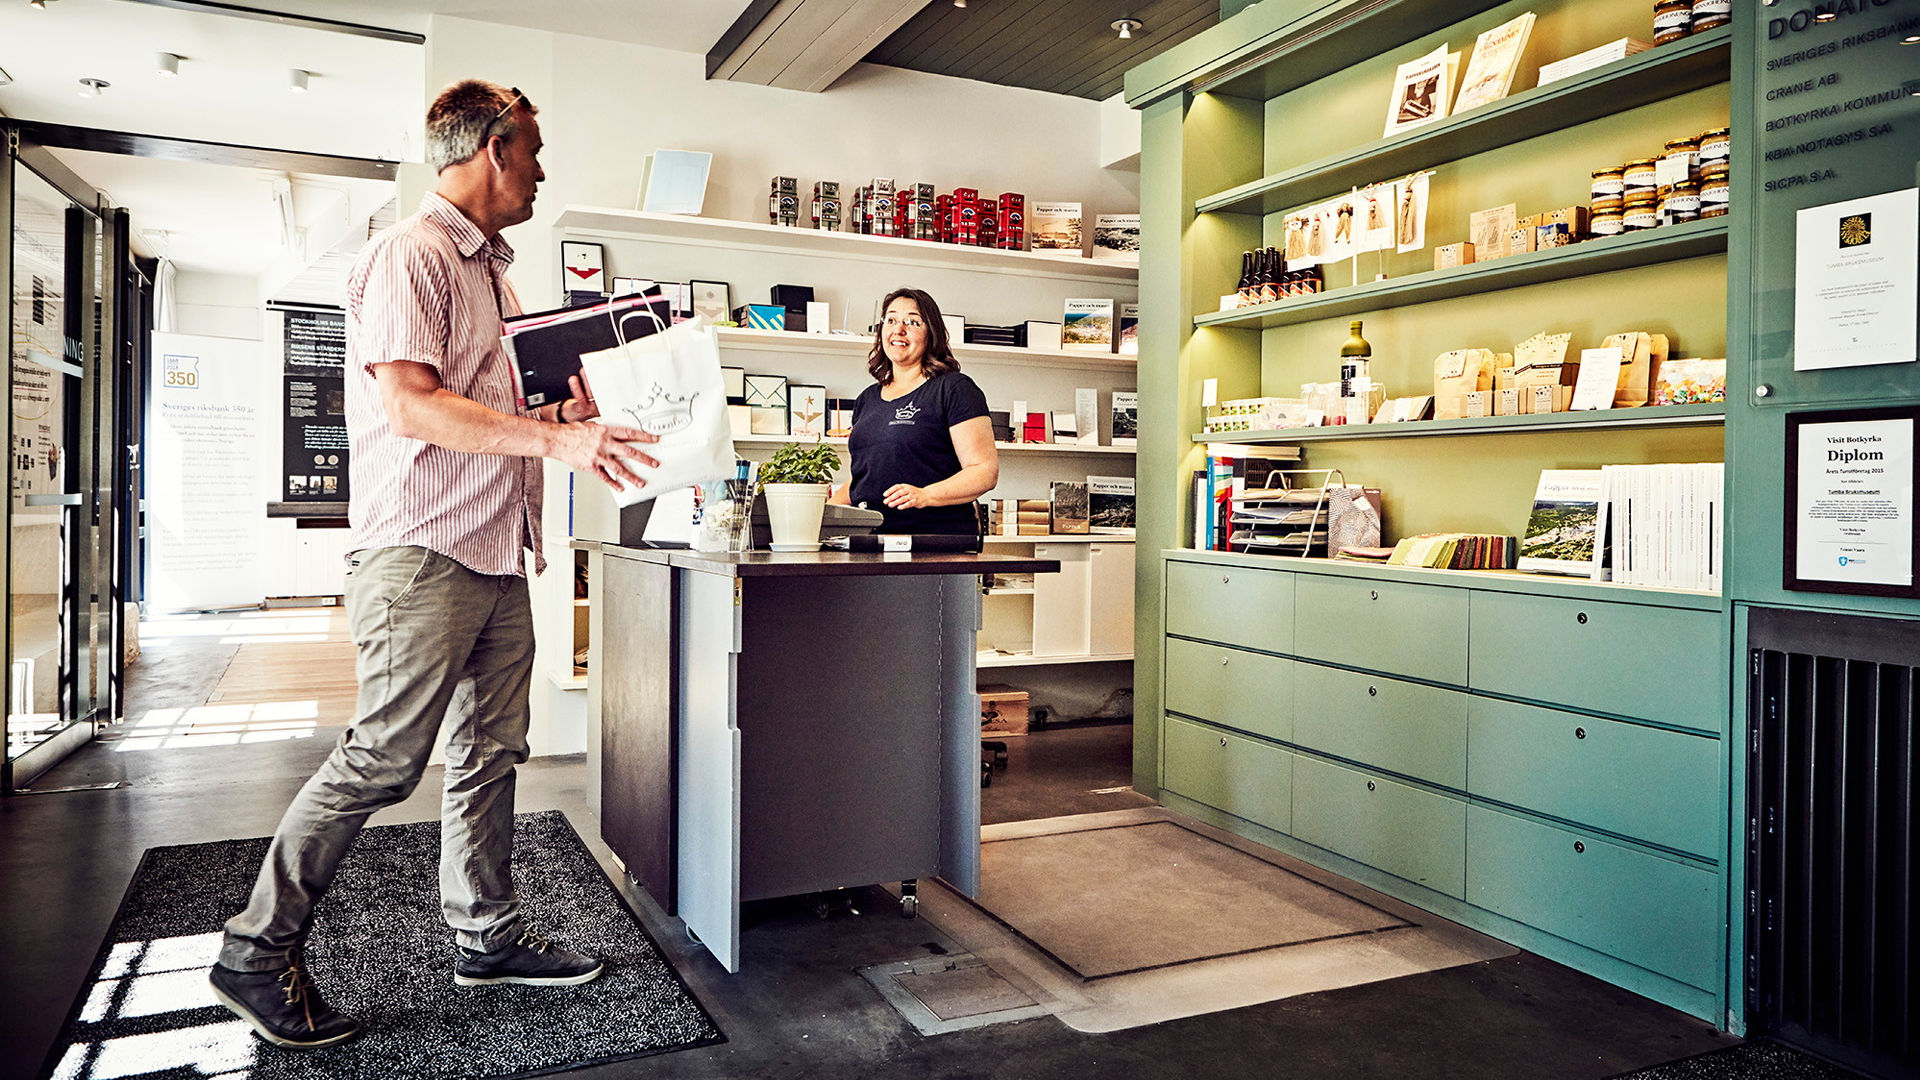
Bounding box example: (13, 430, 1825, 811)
(557, 373, 599, 422)
(555, 423, 660, 492)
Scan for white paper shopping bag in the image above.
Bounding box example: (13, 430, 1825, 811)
(578, 316, 733, 507)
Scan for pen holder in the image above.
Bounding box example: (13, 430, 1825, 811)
(723, 479, 755, 554)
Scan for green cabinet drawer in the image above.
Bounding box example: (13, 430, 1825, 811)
(1165, 560, 1293, 654)
(1466, 806, 1720, 991)
(1467, 592, 1722, 731)
(1294, 664, 1467, 788)
(1294, 575, 1467, 685)
(1165, 637, 1294, 742)
(1292, 754, 1464, 897)
(1163, 715, 1291, 835)
(1468, 697, 1721, 857)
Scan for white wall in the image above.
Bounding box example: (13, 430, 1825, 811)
(169, 271, 263, 341)
(422, 16, 1143, 758)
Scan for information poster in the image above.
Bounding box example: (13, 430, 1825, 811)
(1793, 187, 1918, 371)
(279, 308, 349, 502)
(1787, 407, 1917, 596)
(149, 332, 265, 612)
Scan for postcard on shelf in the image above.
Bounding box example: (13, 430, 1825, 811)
(1518, 469, 1605, 578)
(1111, 390, 1139, 446)
(1470, 204, 1517, 260)
(1117, 304, 1140, 356)
(1383, 44, 1459, 138)
(1026, 321, 1063, 351)
(1088, 475, 1136, 534)
(1092, 214, 1141, 263)
(691, 280, 730, 324)
(1454, 12, 1535, 113)
(1049, 481, 1091, 534)
(1076, 388, 1100, 446)
(638, 149, 712, 215)
(745, 374, 789, 434)
(1052, 411, 1079, 443)
(1029, 202, 1084, 257)
(560, 241, 605, 297)
(1571, 347, 1626, 411)
(788, 384, 827, 439)
(1062, 299, 1116, 352)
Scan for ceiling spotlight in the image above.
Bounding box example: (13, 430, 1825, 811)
(77, 77, 108, 97)
(29, 0, 52, 9)
(1112, 17, 1142, 40)
(1814, 10, 1837, 20)
(952, 0, 966, 7)
(1903, 34, 1920, 43)
(289, 68, 310, 93)
(157, 52, 180, 77)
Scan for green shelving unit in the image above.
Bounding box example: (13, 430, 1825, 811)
(1192, 402, 1726, 443)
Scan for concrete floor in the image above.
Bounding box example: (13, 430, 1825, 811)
(0, 632, 1740, 1079)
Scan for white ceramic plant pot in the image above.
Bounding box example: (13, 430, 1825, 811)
(762, 483, 831, 552)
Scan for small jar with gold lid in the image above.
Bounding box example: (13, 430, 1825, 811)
(1690, 0, 1731, 31)
(1623, 158, 1659, 195)
(1663, 137, 1699, 183)
(1654, 0, 1693, 43)
(1698, 127, 1731, 167)
(1589, 193, 1624, 217)
(1660, 182, 1701, 225)
(1592, 166, 1626, 200)
(1622, 193, 1659, 232)
(1699, 162, 1730, 217)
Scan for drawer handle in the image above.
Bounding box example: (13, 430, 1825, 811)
(1221, 656, 1230, 666)
(1577, 612, 1588, 625)
(1366, 780, 1376, 792)
(1573, 841, 1586, 854)
(1368, 685, 1378, 697)
(1222, 575, 1231, 585)
(1369, 589, 1379, 601)
(1219, 737, 1228, 748)
(1575, 726, 1586, 740)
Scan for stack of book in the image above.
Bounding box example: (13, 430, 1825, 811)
(988, 498, 1052, 536)
(1600, 462, 1723, 590)
(1385, 533, 1517, 569)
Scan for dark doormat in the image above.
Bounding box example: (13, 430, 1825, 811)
(1607, 1039, 1875, 1079)
(976, 820, 1410, 978)
(43, 810, 723, 1080)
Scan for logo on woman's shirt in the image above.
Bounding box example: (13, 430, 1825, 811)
(891, 402, 920, 425)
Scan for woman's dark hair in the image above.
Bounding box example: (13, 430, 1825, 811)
(868, 288, 961, 385)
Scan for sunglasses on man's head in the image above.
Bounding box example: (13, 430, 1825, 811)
(490, 88, 529, 128)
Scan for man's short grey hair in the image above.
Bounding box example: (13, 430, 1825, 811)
(425, 79, 536, 174)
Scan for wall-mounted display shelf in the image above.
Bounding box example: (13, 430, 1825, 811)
(731, 433, 1135, 456)
(1195, 218, 1729, 331)
(1194, 404, 1726, 445)
(1196, 28, 1732, 217)
(555, 206, 1139, 286)
(717, 327, 1137, 372)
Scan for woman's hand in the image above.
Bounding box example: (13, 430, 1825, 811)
(883, 483, 935, 509)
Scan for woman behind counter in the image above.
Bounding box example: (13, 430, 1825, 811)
(830, 287, 999, 534)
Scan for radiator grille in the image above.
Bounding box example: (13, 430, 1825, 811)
(1748, 608, 1917, 1079)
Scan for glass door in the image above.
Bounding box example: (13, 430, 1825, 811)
(4, 135, 119, 790)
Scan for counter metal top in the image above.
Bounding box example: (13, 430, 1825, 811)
(599, 546, 1059, 578)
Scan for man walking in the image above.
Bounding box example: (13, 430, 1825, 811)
(208, 79, 656, 1049)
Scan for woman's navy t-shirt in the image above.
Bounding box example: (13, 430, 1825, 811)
(848, 371, 990, 534)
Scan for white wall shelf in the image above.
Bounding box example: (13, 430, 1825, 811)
(556, 206, 1140, 287)
(717, 327, 1137, 372)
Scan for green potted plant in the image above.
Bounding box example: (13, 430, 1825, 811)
(757, 440, 842, 552)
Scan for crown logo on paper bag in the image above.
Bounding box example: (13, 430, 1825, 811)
(619, 383, 699, 436)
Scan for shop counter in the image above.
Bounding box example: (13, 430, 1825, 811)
(590, 545, 1059, 972)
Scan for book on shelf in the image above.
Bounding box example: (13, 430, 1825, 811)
(1517, 469, 1605, 578)
(1111, 390, 1139, 446)
(1088, 475, 1136, 534)
(1050, 481, 1091, 534)
(1029, 202, 1084, 256)
(1075, 388, 1100, 446)
(1383, 44, 1460, 138)
(1599, 462, 1722, 591)
(1117, 305, 1140, 357)
(1454, 12, 1535, 113)
(1092, 214, 1141, 264)
(1062, 299, 1116, 352)
(1537, 37, 1652, 87)
(1386, 532, 1516, 570)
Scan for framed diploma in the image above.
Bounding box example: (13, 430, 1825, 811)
(1784, 405, 1919, 598)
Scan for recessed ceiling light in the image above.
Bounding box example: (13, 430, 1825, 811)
(78, 77, 108, 97)
(157, 52, 181, 76)
(289, 68, 310, 93)
(29, 0, 55, 9)
(953, 0, 966, 7)
(1903, 34, 1920, 43)
(1112, 17, 1142, 40)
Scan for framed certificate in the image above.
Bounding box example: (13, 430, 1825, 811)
(1784, 405, 1919, 598)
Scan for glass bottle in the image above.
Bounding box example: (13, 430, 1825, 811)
(1339, 320, 1371, 398)
(1237, 251, 1255, 305)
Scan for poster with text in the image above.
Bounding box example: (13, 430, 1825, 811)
(1793, 187, 1918, 371)
(1791, 412, 1914, 594)
(149, 333, 266, 611)
(278, 309, 350, 502)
